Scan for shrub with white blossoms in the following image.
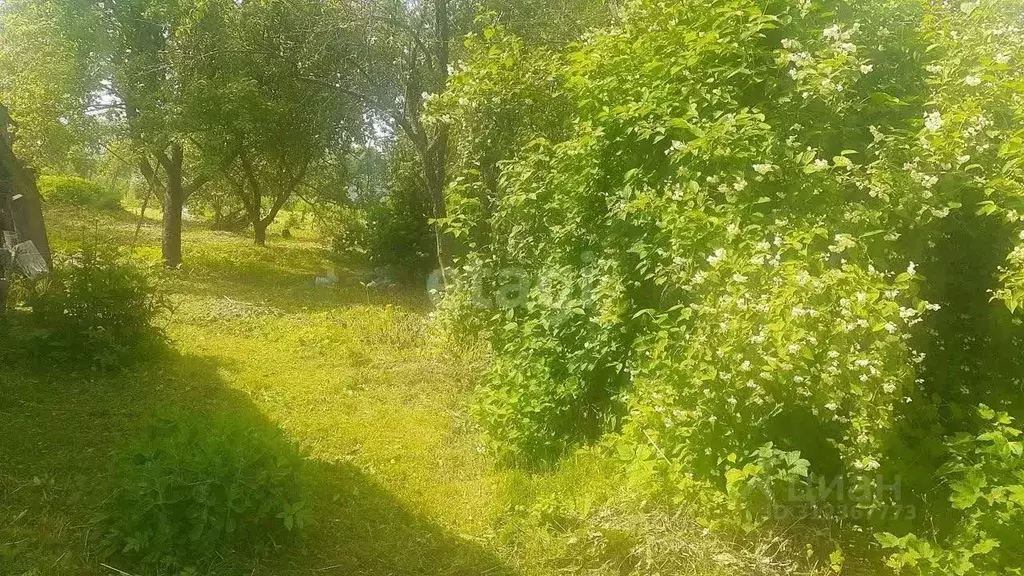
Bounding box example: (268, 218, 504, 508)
(623, 240, 930, 516)
(434, 0, 1024, 572)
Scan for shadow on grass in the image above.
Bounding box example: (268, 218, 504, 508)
(0, 318, 511, 576)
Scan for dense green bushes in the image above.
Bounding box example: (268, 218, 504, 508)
(27, 245, 169, 369)
(879, 406, 1024, 575)
(327, 143, 437, 283)
(37, 174, 121, 210)
(438, 0, 1024, 571)
(100, 414, 309, 572)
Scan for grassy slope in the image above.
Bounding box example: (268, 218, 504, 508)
(1, 206, 798, 576)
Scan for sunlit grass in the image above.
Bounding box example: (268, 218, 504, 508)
(1, 206, 798, 575)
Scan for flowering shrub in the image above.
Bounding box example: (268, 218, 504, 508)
(435, 0, 1024, 571)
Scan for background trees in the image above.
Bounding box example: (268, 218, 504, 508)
(0, 0, 98, 174)
(84, 0, 227, 267)
(184, 0, 367, 246)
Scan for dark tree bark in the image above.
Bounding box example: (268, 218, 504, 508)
(0, 108, 51, 264)
(253, 219, 268, 246)
(158, 143, 185, 267)
(0, 106, 51, 312)
(231, 150, 309, 247)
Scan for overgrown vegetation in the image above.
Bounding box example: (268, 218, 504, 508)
(3, 0, 1024, 574)
(438, 0, 1024, 572)
(37, 174, 122, 210)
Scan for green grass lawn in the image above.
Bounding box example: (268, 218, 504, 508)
(1, 207, 803, 576)
(1, 207, 510, 575)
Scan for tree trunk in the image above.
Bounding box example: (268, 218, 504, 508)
(160, 144, 185, 268)
(430, 0, 454, 278)
(0, 111, 51, 267)
(253, 218, 268, 246)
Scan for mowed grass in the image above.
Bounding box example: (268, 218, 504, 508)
(1, 206, 805, 576)
(1, 207, 508, 575)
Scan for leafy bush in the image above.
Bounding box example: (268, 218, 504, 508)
(100, 414, 310, 572)
(26, 245, 169, 370)
(878, 406, 1024, 575)
(37, 174, 122, 210)
(363, 192, 436, 283)
(436, 0, 1024, 570)
(326, 142, 437, 283)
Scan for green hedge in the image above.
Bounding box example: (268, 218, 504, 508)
(37, 174, 121, 210)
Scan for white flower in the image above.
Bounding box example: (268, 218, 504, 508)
(924, 111, 943, 132)
(753, 163, 775, 175)
(825, 402, 839, 411)
(907, 261, 917, 276)
(813, 158, 829, 170)
(995, 53, 1011, 65)
(860, 64, 874, 74)
(926, 64, 943, 74)
(884, 322, 898, 334)
(823, 25, 841, 40)
(964, 75, 982, 87)
(732, 273, 748, 283)
(883, 383, 897, 394)
(707, 248, 727, 265)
